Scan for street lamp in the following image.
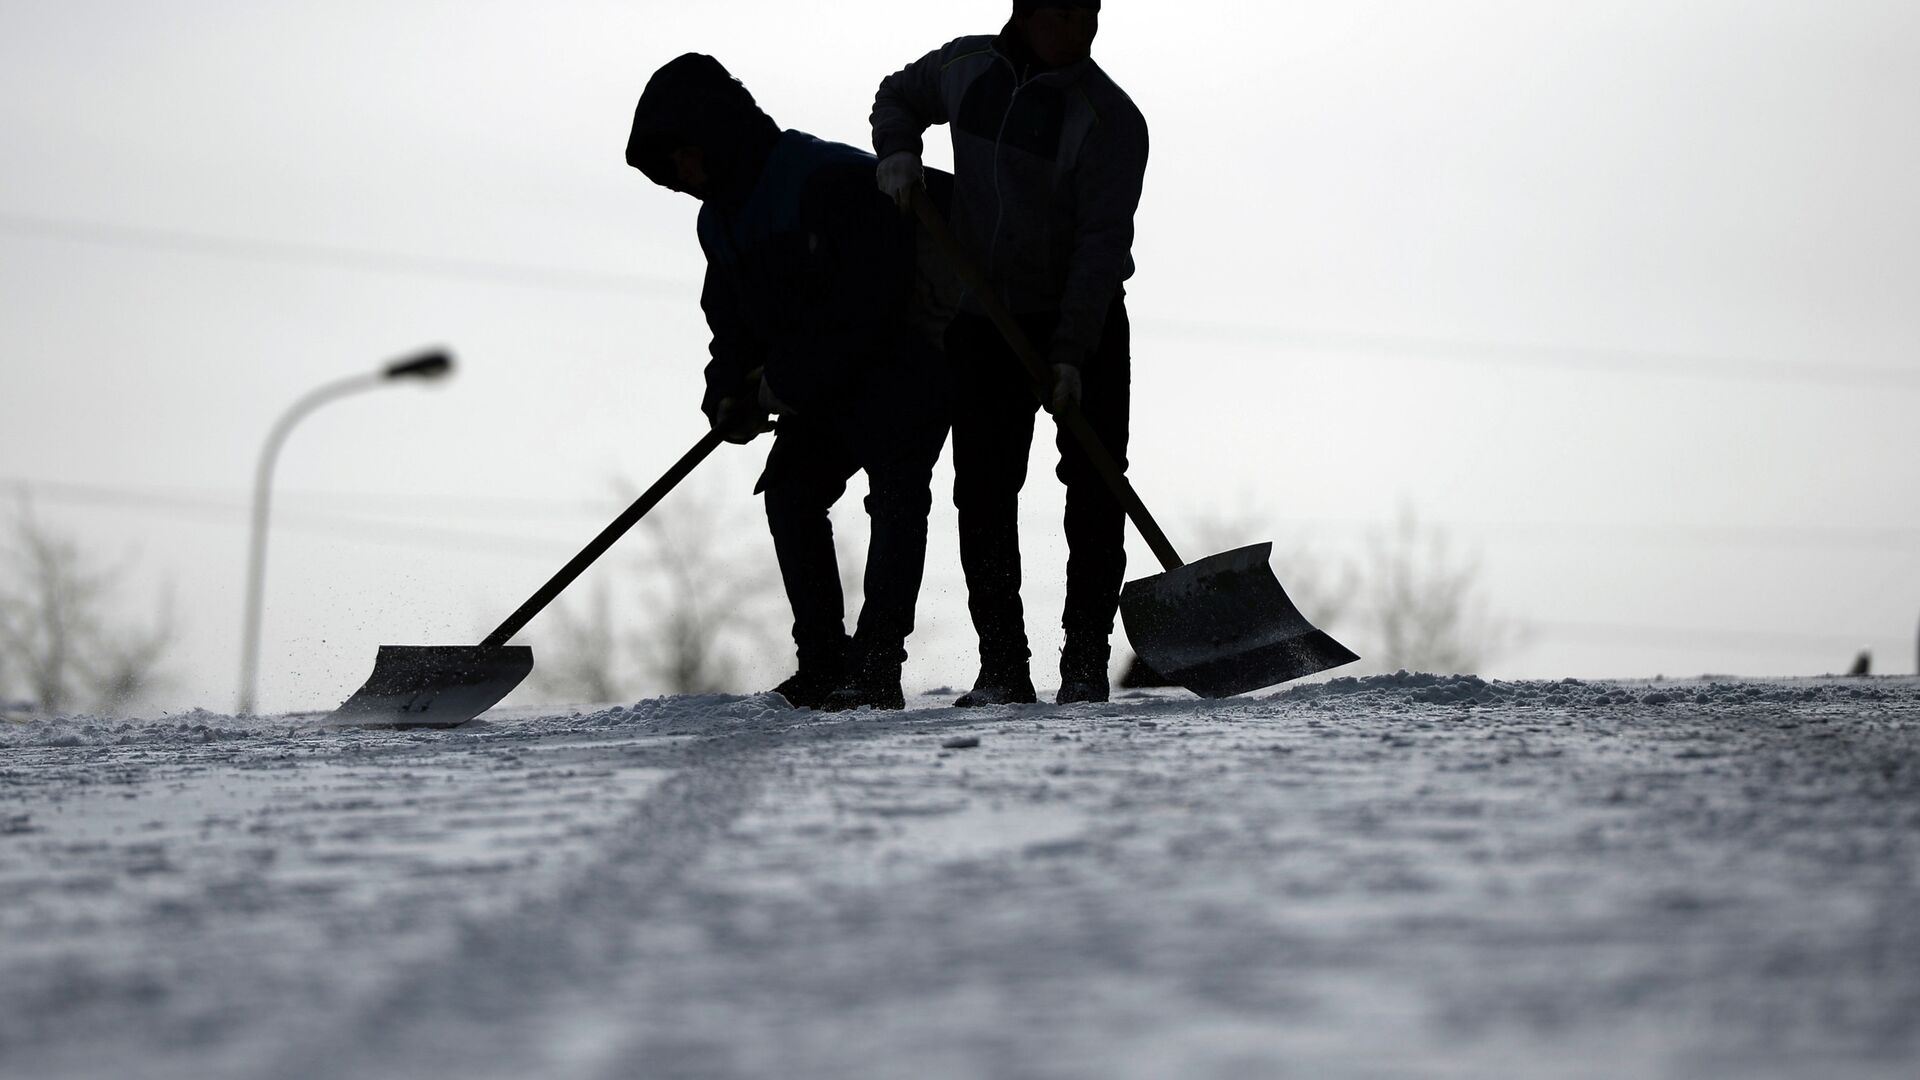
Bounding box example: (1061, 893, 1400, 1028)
(237, 347, 454, 716)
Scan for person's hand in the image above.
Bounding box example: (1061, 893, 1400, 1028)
(1048, 363, 1082, 415)
(757, 376, 795, 416)
(711, 395, 769, 444)
(876, 150, 922, 212)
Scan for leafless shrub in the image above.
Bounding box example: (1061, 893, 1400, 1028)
(531, 583, 628, 703)
(530, 485, 784, 702)
(626, 488, 784, 694)
(1187, 509, 1361, 636)
(1352, 507, 1521, 674)
(0, 497, 176, 715)
(1123, 504, 1517, 683)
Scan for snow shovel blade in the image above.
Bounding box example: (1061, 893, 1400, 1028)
(1120, 542, 1358, 698)
(322, 644, 533, 729)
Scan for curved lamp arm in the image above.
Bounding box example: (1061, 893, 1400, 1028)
(237, 348, 452, 715)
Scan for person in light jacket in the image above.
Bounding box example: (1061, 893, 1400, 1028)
(871, 0, 1147, 705)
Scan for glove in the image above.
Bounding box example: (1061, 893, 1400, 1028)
(710, 394, 769, 444)
(876, 150, 922, 211)
(1048, 363, 1083, 415)
(757, 375, 795, 416)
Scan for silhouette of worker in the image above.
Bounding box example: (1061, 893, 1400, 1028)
(872, 1, 1147, 705)
(628, 53, 950, 711)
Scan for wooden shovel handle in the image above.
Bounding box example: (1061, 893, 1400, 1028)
(478, 368, 771, 652)
(910, 187, 1185, 572)
(480, 427, 728, 651)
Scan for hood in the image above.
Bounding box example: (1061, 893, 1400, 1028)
(626, 53, 780, 201)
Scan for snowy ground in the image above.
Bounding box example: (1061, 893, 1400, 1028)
(3, 674, 1917, 1080)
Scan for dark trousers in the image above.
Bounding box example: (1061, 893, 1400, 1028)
(945, 299, 1132, 677)
(760, 356, 950, 682)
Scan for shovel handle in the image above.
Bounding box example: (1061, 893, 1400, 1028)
(910, 187, 1185, 572)
(479, 426, 730, 651)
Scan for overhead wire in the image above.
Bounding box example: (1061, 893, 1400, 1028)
(5, 208, 1918, 390)
(5, 477, 576, 561)
(0, 209, 689, 297)
(1136, 318, 1920, 390)
(4, 476, 1905, 652)
(10, 475, 1920, 553)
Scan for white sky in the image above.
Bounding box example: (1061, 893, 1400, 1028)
(3, 0, 1917, 712)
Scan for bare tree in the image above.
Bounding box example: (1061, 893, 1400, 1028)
(529, 583, 628, 703)
(626, 489, 784, 694)
(1186, 507, 1360, 634)
(1122, 506, 1360, 688)
(530, 484, 784, 702)
(1351, 507, 1521, 674)
(1122, 504, 1518, 683)
(0, 498, 176, 715)
(0, 589, 14, 714)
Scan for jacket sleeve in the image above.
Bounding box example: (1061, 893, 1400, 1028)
(871, 44, 952, 159)
(1051, 106, 1149, 369)
(698, 260, 765, 423)
(760, 169, 914, 416)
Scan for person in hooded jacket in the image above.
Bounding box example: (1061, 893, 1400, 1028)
(871, 0, 1147, 706)
(627, 53, 951, 711)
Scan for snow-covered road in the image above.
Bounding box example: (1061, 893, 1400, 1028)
(4, 674, 1918, 1079)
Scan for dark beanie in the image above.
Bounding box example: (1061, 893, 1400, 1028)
(1013, 0, 1101, 13)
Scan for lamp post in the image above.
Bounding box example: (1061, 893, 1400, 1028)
(237, 347, 454, 716)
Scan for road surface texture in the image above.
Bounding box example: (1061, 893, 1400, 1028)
(3, 673, 1917, 1078)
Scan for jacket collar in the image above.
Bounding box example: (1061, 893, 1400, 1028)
(992, 20, 1093, 86)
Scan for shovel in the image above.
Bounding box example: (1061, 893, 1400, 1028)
(910, 189, 1357, 697)
(323, 425, 735, 728)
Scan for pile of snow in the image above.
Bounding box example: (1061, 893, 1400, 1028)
(1273, 670, 1907, 710)
(5, 674, 1911, 751)
(0, 708, 280, 750)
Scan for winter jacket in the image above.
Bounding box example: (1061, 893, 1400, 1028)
(871, 27, 1147, 370)
(627, 54, 919, 421)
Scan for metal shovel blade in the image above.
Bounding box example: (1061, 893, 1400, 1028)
(1120, 542, 1358, 698)
(321, 644, 533, 729)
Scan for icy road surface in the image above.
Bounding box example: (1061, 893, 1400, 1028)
(3, 674, 1917, 1079)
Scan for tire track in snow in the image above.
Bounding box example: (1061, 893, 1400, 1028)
(257, 731, 778, 1079)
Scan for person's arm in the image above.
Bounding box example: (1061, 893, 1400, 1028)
(871, 44, 952, 160)
(760, 168, 915, 416)
(698, 260, 769, 441)
(1051, 108, 1150, 371)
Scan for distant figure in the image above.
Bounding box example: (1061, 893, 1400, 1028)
(872, 0, 1148, 706)
(1847, 650, 1870, 677)
(627, 54, 950, 711)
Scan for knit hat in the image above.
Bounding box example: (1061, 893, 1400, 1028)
(1013, 0, 1101, 13)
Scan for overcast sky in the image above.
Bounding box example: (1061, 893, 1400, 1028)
(3, 0, 1917, 713)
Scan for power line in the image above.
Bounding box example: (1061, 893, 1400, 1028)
(0, 209, 690, 297)
(1138, 318, 1920, 390)
(12, 476, 1919, 554)
(6, 479, 1904, 657)
(11, 477, 614, 520)
(1529, 619, 1882, 653)
(6, 478, 575, 561)
(7, 207, 1918, 391)
(1279, 515, 1920, 554)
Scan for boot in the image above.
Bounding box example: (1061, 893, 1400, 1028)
(822, 679, 906, 712)
(771, 668, 842, 710)
(954, 664, 1037, 708)
(769, 636, 849, 710)
(1056, 639, 1110, 705)
(821, 644, 906, 712)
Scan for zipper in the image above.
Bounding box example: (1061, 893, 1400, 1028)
(984, 49, 1031, 312)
